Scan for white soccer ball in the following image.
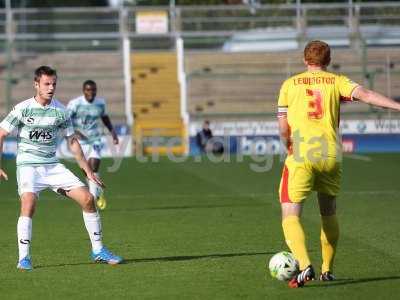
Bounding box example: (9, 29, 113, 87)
(268, 251, 299, 281)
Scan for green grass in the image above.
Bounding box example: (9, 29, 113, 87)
(0, 154, 399, 299)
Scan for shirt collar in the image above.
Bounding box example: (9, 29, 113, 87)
(32, 97, 54, 109)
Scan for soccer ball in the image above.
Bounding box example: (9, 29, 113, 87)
(268, 251, 299, 281)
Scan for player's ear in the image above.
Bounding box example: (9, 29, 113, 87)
(34, 81, 39, 88)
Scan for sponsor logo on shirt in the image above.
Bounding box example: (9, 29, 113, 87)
(29, 130, 53, 140)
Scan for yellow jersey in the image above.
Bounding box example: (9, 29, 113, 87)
(278, 70, 359, 160)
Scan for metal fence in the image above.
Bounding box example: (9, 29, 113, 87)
(2, 3, 400, 51)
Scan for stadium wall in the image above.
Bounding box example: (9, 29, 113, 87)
(189, 119, 400, 155)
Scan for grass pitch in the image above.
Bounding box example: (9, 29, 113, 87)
(0, 154, 399, 299)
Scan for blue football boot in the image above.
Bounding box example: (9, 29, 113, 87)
(17, 256, 33, 271)
(91, 247, 123, 265)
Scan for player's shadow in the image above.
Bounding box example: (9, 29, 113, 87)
(123, 251, 273, 264)
(35, 262, 93, 269)
(34, 251, 273, 269)
(108, 202, 268, 212)
(307, 276, 400, 288)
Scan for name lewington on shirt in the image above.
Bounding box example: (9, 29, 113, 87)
(293, 77, 335, 85)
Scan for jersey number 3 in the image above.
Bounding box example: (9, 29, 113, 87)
(307, 89, 324, 119)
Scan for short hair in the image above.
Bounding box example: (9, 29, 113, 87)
(83, 80, 96, 89)
(34, 66, 57, 82)
(304, 40, 331, 67)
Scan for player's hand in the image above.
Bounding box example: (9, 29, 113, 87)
(87, 170, 105, 189)
(0, 169, 8, 181)
(75, 130, 88, 140)
(286, 139, 293, 155)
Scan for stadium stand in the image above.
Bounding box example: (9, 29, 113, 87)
(0, 52, 125, 122)
(185, 48, 400, 119)
(1, 3, 400, 126)
(1, 48, 400, 123)
(132, 51, 186, 154)
(132, 52, 181, 122)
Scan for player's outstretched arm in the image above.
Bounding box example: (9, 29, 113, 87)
(353, 86, 400, 111)
(0, 128, 9, 180)
(101, 115, 119, 145)
(67, 135, 105, 188)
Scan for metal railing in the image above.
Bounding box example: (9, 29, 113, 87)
(1, 3, 400, 50)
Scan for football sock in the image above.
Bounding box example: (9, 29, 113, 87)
(17, 216, 32, 261)
(320, 215, 339, 273)
(282, 215, 311, 270)
(82, 211, 103, 253)
(87, 172, 102, 200)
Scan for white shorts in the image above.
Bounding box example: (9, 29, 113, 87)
(16, 163, 85, 196)
(80, 143, 102, 160)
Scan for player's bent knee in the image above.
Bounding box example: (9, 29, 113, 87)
(81, 190, 96, 211)
(82, 191, 96, 211)
(68, 187, 96, 212)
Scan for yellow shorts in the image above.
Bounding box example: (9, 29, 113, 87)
(279, 155, 342, 203)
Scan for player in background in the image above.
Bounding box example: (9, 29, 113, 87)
(277, 40, 400, 288)
(67, 80, 119, 210)
(0, 66, 123, 270)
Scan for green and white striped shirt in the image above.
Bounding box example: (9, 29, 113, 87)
(67, 96, 107, 146)
(0, 97, 74, 166)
